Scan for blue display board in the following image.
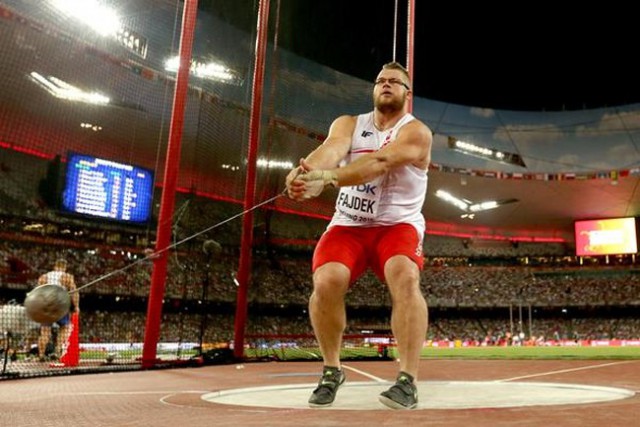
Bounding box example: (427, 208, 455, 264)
(61, 153, 154, 223)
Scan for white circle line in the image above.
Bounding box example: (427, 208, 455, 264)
(201, 380, 636, 411)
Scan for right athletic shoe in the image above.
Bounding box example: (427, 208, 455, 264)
(308, 366, 346, 408)
(379, 372, 418, 409)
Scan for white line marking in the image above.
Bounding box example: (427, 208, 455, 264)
(496, 361, 636, 382)
(341, 364, 387, 383)
(158, 392, 277, 410)
(159, 393, 207, 408)
(63, 390, 209, 396)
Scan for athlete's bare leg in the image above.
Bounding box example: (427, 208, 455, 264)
(384, 255, 428, 379)
(309, 262, 350, 367)
(56, 324, 71, 357)
(38, 325, 52, 359)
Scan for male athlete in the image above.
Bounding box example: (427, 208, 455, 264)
(286, 61, 432, 409)
(36, 258, 79, 361)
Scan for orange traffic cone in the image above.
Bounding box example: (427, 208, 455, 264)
(60, 312, 79, 367)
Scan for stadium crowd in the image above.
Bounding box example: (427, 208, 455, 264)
(2, 236, 639, 350)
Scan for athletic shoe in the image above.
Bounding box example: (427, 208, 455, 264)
(308, 366, 346, 407)
(379, 372, 418, 409)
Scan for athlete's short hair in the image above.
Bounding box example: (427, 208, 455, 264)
(381, 61, 411, 88)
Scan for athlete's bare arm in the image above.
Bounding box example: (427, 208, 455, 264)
(286, 115, 355, 200)
(301, 115, 356, 170)
(332, 120, 432, 187)
(63, 273, 79, 312)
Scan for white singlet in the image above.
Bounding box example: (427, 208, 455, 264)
(44, 271, 65, 287)
(328, 111, 428, 236)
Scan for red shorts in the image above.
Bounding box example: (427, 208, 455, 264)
(312, 224, 424, 283)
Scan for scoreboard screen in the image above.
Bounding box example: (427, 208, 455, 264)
(61, 153, 154, 224)
(574, 217, 638, 256)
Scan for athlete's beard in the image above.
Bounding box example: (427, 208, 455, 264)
(374, 93, 405, 114)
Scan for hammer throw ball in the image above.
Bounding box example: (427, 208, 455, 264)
(24, 284, 71, 324)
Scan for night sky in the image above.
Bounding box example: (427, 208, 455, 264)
(200, 0, 640, 111)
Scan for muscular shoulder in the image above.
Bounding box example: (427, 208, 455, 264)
(398, 118, 432, 147)
(328, 115, 357, 137)
(406, 117, 432, 136)
(62, 272, 75, 286)
(395, 118, 432, 168)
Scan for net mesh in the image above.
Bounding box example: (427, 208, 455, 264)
(2, 1, 637, 380)
(0, 0, 375, 378)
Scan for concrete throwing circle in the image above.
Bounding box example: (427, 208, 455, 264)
(202, 381, 635, 410)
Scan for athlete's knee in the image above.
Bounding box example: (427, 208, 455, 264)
(385, 256, 420, 286)
(312, 263, 350, 298)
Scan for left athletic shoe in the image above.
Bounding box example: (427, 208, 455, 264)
(379, 372, 418, 409)
(308, 366, 346, 407)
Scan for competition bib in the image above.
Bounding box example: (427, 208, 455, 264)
(335, 177, 382, 223)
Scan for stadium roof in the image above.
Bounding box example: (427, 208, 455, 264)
(0, 0, 638, 245)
